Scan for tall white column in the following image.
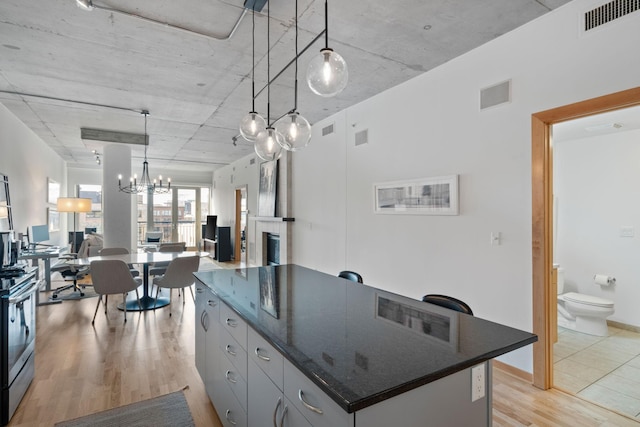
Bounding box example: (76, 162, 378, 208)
(103, 144, 135, 249)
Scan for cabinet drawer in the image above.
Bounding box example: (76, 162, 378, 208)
(217, 379, 248, 427)
(220, 302, 247, 350)
(219, 327, 248, 381)
(282, 396, 312, 427)
(248, 328, 283, 391)
(284, 360, 351, 427)
(220, 348, 248, 411)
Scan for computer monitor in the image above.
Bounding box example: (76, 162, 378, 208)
(84, 227, 97, 235)
(30, 224, 50, 245)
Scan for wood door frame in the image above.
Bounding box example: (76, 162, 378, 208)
(531, 86, 640, 389)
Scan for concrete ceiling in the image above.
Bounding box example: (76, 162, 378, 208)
(0, 0, 572, 174)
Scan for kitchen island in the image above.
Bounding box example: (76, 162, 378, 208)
(194, 264, 536, 427)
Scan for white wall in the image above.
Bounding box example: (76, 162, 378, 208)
(554, 128, 640, 327)
(288, 0, 640, 373)
(211, 1, 640, 373)
(0, 103, 67, 245)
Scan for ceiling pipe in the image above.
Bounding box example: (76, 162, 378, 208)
(75, 0, 248, 41)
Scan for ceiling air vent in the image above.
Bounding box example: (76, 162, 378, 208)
(322, 124, 334, 136)
(480, 80, 511, 110)
(585, 0, 640, 31)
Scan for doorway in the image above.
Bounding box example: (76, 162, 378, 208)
(531, 87, 640, 389)
(138, 186, 210, 249)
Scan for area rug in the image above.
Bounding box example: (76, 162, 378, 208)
(55, 390, 194, 427)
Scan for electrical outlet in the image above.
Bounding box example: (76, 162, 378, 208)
(620, 226, 634, 237)
(471, 364, 485, 402)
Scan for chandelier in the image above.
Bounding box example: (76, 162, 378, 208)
(118, 110, 171, 194)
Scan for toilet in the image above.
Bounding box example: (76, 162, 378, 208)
(556, 267, 614, 336)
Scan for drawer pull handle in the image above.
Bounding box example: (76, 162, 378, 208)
(225, 370, 237, 384)
(298, 390, 323, 414)
(279, 404, 289, 427)
(255, 347, 271, 361)
(272, 397, 282, 427)
(207, 300, 217, 307)
(226, 344, 237, 356)
(225, 409, 237, 425)
(226, 318, 238, 327)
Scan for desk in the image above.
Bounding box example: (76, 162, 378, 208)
(70, 251, 208, 311)
(18, 248, 61, 292)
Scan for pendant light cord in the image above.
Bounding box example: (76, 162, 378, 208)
(266, 2, 271, 127)
(251, 9, 256, 112)
(293, 0, 299, 112)
(324, 0, 329, 49)
(143, 110, 149, 161)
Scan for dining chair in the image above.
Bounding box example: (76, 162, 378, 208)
(98, 247, 140, 277)
(90, 259, 142, 324)
(148, 242, 186, 277)
(421, 294, 473, 315)
(338, 270, 364, 283)
(152, 255, 200, 316)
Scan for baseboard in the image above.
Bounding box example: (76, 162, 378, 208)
(492, 360, 533, 382)
(607, 319, 640, 333)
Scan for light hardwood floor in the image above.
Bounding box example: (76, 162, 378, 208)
(9, 272, 640, 426)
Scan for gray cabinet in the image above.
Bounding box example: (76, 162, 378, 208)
(195, 284, 219, 402)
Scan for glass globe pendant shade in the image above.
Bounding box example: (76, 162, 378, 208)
(275, 112, 311, 151)
(254, 127, 284, 161)
(239, 111, 267, 142)
(306, 48, 348, 97)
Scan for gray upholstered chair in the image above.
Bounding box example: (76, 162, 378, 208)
(98, 247, 140, 277)
(422, 294, 473, 315)
(338, 270, 363, 283)
(145, 231, 163, 243)
(152, 255, 200, 315)
(148, 242, 186, 277)
(90, 259, 142, 324)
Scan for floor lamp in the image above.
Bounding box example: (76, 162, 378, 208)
(57, 197, 92, 253)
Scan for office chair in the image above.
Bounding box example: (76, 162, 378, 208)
(50, 236, 96, 298)
(421, 294, 473, 315)
(338, 270, 364, 283)
(152, 255, 200, 315)
(145, 231, 163, 243)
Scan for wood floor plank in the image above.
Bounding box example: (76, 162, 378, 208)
(8, 266, 640, 426)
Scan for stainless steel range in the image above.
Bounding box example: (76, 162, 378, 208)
(0, 266, 38, 425)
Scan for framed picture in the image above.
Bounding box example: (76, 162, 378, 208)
(258, 161, 277, 217)
(259, 266, 279, 319)
(47, 208, 60, 232)
(47, 178, 60, 205)
(374, 175, 459, 215)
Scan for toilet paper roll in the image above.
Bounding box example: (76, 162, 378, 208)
(594, 274, 615, 286)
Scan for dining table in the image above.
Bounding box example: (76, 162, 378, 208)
(68, 251, 208, 311)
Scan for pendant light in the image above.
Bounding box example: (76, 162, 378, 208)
(254, 3, 283, 162)
(306, 0, 348, 97)
(275, 0, 311, 151)
(239, 8, 266, 142)
(118, 111, 171, 194)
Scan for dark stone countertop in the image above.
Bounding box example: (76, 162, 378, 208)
(194, 264, 537, 413)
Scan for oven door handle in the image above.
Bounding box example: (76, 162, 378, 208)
(9, 280, 40, 304)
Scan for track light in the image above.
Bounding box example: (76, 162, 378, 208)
(75, 0, 94, 11)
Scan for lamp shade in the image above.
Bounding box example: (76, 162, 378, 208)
(0, 206, 7, 219)
(275, 112, 311, 151)
(239, 111, 266, 142)
(57, 197, 92, 213)
(254, 127, 283, 162)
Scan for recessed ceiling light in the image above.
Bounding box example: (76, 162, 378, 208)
(585, 123, 623, 132)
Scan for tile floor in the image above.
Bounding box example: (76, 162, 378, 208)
(554, 325, 640, 420)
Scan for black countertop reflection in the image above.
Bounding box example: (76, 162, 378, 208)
(194, 265, 537, 413)
(0, 266, 36, 293)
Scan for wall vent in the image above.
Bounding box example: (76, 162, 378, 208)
(322, 124, 334, 136)
(585, 0, 639, 31)
(355, 129, 369, 146)
(480, 80, 511, 110)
